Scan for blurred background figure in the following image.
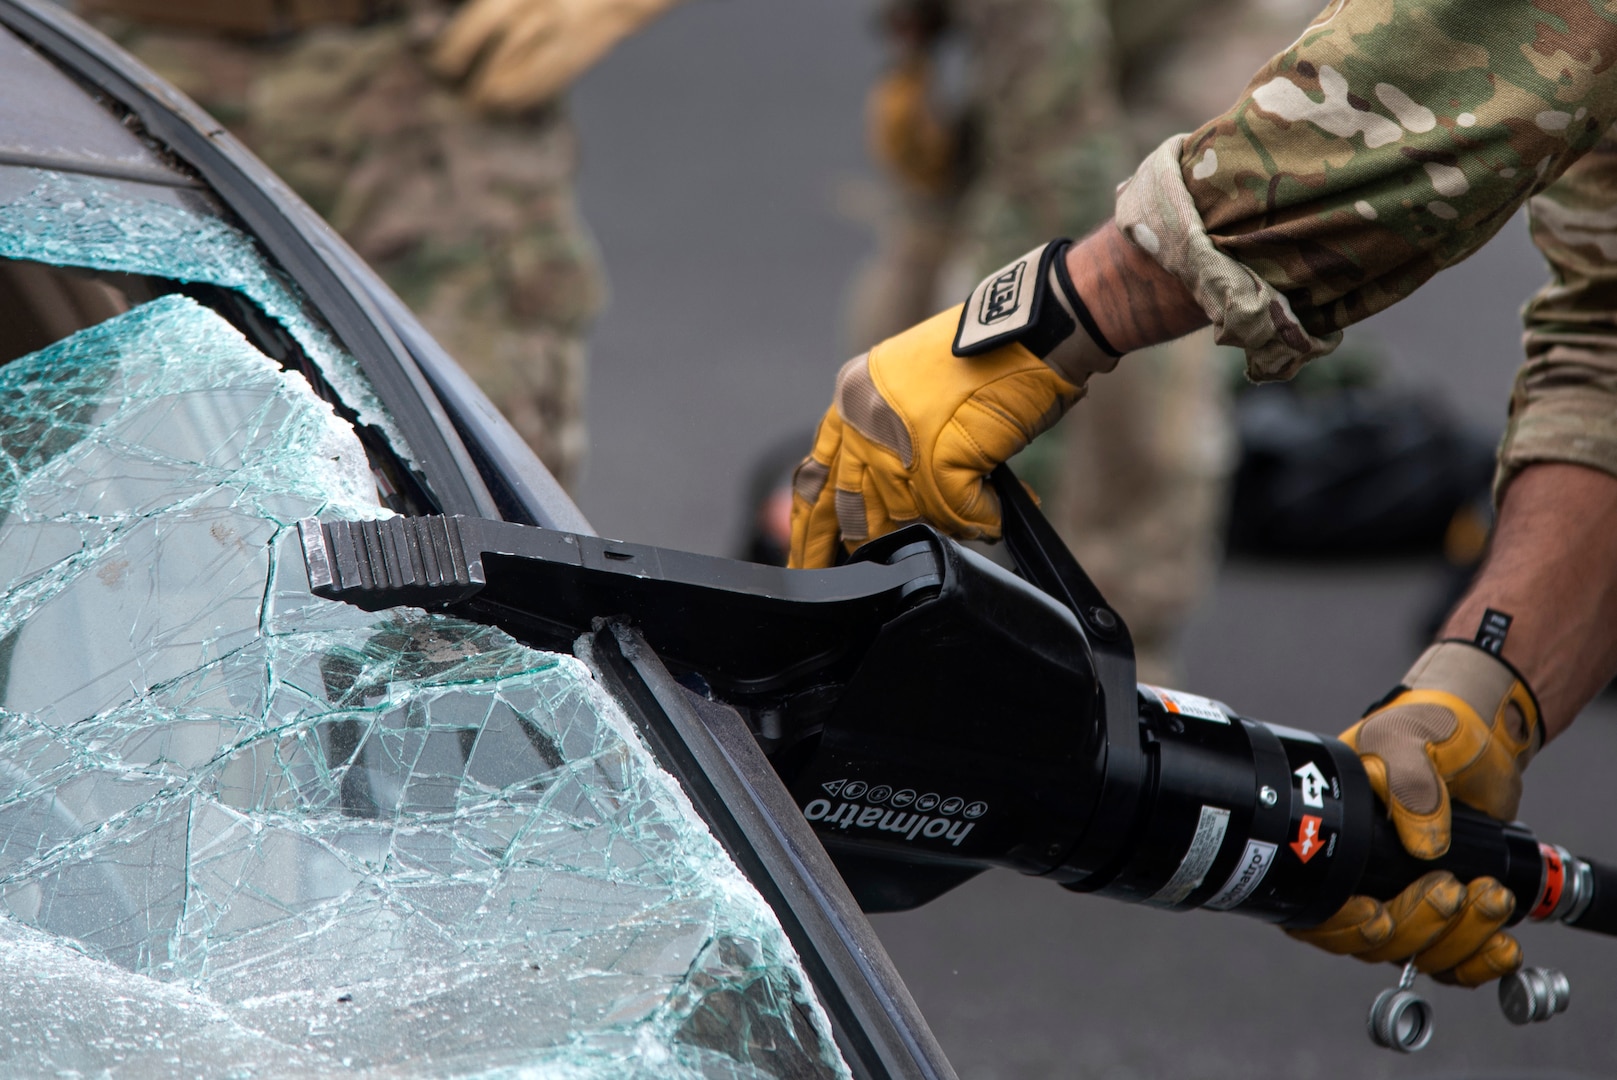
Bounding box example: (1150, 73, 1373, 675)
(79, 0, 678, 492)
(838, 0, 1320, 682)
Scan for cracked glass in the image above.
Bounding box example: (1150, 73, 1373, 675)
(0, 287, 848, 1075)
(0, 165, 413, 463)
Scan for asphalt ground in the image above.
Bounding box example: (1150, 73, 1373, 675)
(570, 3, 1617, 1076)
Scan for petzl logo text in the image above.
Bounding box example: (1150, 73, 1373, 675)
(978, 261, 1027, 325)
(1290, 814, 1324, 863)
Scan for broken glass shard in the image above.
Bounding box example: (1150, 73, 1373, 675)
(0, 295, 848, 1077)
(0, 164, 414, 465)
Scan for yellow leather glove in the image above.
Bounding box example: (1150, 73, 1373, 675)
(789, 241, 1122, 568)
(1344, 639, 1541, 860)
(431, 0, 679, 113)
(1292, 638, 1542, 987)
(867, 57, 957, 196)
(1289, 872, 1521, 987)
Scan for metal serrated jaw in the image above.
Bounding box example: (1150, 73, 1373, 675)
(297, 516, 484, 610)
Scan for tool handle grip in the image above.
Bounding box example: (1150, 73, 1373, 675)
(1356, 799, 1617, 938)
(990, 459, 1617, 942)
(1356, 803, 1537, 908)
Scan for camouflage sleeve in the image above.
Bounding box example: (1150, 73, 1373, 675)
(1114, 0, 1617, 381)
(1499, 138, 1617, 491)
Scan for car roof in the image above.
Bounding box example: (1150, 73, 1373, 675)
(0, 24, 194, 188)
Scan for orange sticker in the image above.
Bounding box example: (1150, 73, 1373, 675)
(1532, 843, 1565, 920)
(1290, 814, 1324, 863)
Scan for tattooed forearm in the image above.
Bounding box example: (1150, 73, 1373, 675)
(1065, 221, 1207, 354)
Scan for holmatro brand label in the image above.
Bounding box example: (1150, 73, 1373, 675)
(802, 779, 985, 848)
(1203, 839, 1278, 911)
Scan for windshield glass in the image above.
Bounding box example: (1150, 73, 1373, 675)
(0, 274, 847, 1072)
(0, 165, 413, 465)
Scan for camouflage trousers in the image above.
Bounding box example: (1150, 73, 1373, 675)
(848, 0, 1312, 680)
(102, 12, 604, 491)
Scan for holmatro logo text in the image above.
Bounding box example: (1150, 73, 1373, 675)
(803, 800, 976, 846)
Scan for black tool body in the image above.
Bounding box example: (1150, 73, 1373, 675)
(296, 471, 1617, 933)
(987, 466, 1603, 932)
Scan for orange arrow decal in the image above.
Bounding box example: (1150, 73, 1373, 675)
(1290, 814, 1324, 863)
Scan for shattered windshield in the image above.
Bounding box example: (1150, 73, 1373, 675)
(0, 166, 412, 461)
(0, 231, 848, 1072)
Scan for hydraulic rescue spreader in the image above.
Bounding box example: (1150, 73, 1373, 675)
(299, 467, 1615, 1052)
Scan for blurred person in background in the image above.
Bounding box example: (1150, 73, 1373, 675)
(79, 0, 679, 492)
(795, 0, 1617, 991)
(843, 0, 1317, 683)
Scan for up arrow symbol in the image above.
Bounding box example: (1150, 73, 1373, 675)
(1294, 762, 1327, 809)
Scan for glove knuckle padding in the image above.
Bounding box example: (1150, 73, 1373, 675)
(833, 456, 871, 543)
(1354, 696, 1462, 816)
(836, 353, 913, 468)
(1348, 640, 1542, 860)
(792, 456, 829, 508)
(853, 467, 904, 546)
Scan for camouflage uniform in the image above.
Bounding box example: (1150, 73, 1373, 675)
(1113, 0, 1617, 500)
(851, 0, 1315, 680)
(84, 2, 605, 491)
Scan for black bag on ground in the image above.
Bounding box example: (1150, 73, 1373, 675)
(1227, 385, 1496, 558)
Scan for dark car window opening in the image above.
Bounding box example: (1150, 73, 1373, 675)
(0, 250, 429, 516)
(0, 258, 157, 364)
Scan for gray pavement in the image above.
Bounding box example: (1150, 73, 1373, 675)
(571, 4, 1617, 1077)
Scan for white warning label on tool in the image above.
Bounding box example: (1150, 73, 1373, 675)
(1145, 686, 1230, 724)
(1203, 839, 1279, 912)
(1145, 805, 1231, 907)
